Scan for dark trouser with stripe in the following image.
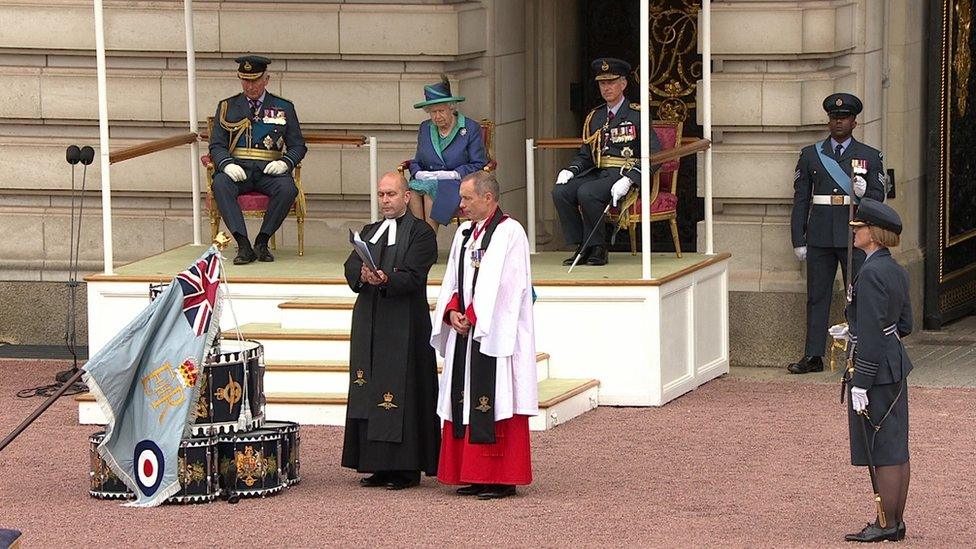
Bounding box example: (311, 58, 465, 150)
(551, 169, 617, 247)
(212, 159, 298, 240)
(804, 245, 865, 356)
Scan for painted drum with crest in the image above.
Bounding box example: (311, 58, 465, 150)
(263, 420, 301, 486)
(89, 431, 221, 504)
(217, 428, 283, 498)
(192, 339, 266, 435)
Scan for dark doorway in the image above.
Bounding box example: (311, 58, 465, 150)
(577, 0, 703, 253)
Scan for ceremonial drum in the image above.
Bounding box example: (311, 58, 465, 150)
(89, 432, 221, 504)
(169, 436, 221, 504)
(217, 428, 283, 498)
(89, 432, 134, 500)
(193, 339, 266, 436)
(264, 421, 301, 486)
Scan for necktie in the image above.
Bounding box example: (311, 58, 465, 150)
(608, 109, 615, 122)
(248, 98, 261, 120)
(834, 143, 843, 159)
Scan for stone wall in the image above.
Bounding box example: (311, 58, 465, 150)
(0, 0, 527, 344)
(704, 0, 928, 362)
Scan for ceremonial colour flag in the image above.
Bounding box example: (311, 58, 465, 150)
(83, 246, 223, 506)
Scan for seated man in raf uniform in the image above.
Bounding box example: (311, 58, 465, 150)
(209, 55, 307, 265)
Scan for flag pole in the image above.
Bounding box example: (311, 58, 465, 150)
(0, 369, 86, 453)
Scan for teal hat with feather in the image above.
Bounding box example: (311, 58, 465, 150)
(413, 76, 465, 109)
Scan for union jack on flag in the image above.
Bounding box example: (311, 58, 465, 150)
(176, 252, 221, 336)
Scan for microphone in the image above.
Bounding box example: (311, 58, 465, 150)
(79, 146, 95, 166)
(66, 145, 81, 165)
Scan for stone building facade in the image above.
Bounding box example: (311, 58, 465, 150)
(0, 1, 929, 368)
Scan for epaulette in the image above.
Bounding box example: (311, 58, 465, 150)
(266, 92, 294, 105)
(630, 102, 640, 110)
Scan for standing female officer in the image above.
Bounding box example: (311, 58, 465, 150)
(830, 198, 912, 543)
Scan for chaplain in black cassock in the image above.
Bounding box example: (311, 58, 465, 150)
(340, 172, 441, 490)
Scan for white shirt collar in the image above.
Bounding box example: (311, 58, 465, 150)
(608, 96, 626, 116)
(830, 136, 852, 152)
(369, 213, 405, 246)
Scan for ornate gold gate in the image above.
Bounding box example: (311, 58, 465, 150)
(926, 0, 976, 327)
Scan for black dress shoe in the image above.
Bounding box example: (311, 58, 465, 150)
(787, 355, 824, 374)
(386, 477, 420, 491)
(255, 243, 274, 262)
(359, 473, 389, 487)
(455, 484, 486, 496)
(896, 521, 906, 541)
(476, 484, 516, 500)
(233, 246, 256, 265)
(585, 245, 608, 266)
(562, 248, 590, 266)
(844, 522, 900, 542)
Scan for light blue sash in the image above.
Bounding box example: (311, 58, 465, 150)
(815, 139, 859, 204)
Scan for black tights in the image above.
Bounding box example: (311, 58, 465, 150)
(874, 461, 910, 526)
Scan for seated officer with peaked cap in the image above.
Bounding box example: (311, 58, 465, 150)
(209, 55, 307, 265)
(788, 93, 886, 374)
(552, 57, 660, 266)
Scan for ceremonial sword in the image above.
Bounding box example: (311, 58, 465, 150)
(857, 409, 887, 528)
(567, 203, 612, 273)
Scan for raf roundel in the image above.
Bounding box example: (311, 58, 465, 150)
(133, 440, 165, 496)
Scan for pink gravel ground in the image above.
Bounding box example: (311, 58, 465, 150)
(0, 359, 972, 548)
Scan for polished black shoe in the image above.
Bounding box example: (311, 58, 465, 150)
(844, 522, 900, 542)
(585, 245, 608, 266)
(233, 245, 257, 265)
(896, 521, 906, 541)
(787, 355, 824, 374)
(476, 484, 516, 500)
(562, 248, 590, 266)
(255, 243, 275, 262)
(455, 484, 486, 496)
(386, 477, 420, 491)
(359, 473, 389, 487)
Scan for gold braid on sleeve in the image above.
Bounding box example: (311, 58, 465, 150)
(219, 100, 251, 155)
(581, 108, 601, 166)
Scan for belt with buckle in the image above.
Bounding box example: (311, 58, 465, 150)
(812, 194, 850, 206)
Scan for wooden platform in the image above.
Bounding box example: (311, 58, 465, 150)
(81, 244, 730, 428)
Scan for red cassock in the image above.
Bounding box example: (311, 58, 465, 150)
(437, 415, 532, 486)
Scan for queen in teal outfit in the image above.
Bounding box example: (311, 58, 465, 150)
(407, 77, 487, 232)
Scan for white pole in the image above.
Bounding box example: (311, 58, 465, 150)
(93, 0, 113, 275)
(184, 0, 201, 245)
(368, 136, 378, 221)
(703, 0, 714, 255)
(640, 0, 651, 279)
(525, 138, 537, 254)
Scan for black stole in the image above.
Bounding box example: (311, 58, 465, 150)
(450, 208, 505, 444)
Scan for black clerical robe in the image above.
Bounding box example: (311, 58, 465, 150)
(340, 211, 440, 474)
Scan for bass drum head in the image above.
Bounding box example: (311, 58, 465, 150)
(193, 339, 265, 436)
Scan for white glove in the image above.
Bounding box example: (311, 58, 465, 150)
(430, 170, 460, 180)
(223, 163, 246, 182)
(610, 177, 633, 207)
(828, 323, 849, 340)
(414, 171, 437, 181)
(555, 169, 573, 185)
(263, 160, 289, 176)
(794, 246, 807, 261)
(850, 386, 869, 413)
(853, 175, 867, 198)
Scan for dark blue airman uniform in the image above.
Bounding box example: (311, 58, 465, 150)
(209, 55, 307, 263)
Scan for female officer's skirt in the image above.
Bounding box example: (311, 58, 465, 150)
(848, 380, 909, 466)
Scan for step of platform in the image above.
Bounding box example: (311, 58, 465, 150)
(263, 353, 550, 394)
(76, 377, 598, 431)
(222, 323, 350, 361)
(278, 297, 439, 330)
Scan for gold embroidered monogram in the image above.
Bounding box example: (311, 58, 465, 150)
(475, 395, 491, 413)
(353, 369, 367, 386)
(377, 391, 398, 410)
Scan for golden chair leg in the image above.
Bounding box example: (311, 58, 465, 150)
(629, 224, 637, 256)
(669, 217, 682, 258)
(210, 218, 219, 243)
(297, 218, 305, 256)
(270, 233, 276, 251)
